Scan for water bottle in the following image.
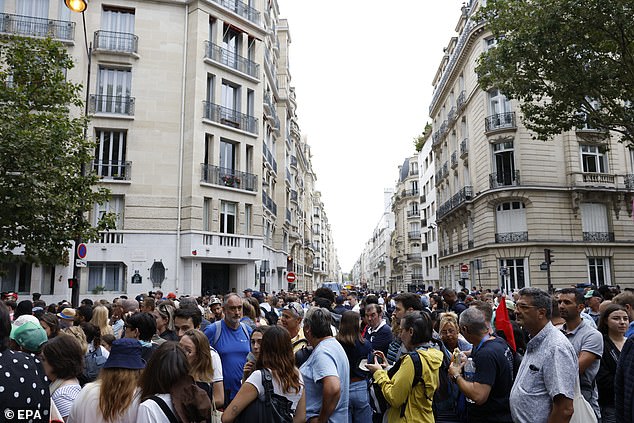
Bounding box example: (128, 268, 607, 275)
(464, 357, 476, 403)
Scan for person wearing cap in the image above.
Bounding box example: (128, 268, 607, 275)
(209, 297, 224, 322)
(585, 290, 603, 325)
(243, 288, 253, 298)
(57, 307, 77, 329)
(280, 302, 307, 353)
(68, 338, 145, 423)
(10, 315, 48, 355)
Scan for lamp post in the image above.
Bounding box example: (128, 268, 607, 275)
(66, 0, 91, 306)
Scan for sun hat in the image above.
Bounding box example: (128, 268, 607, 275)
(57, 308, 76, 320)
(103, 338, 146, 370)
(10, 318, 48, 353)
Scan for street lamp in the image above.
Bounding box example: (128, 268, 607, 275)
(66, 0, 92, 306)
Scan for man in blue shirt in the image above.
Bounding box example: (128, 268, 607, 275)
(204, 293, 252, 405)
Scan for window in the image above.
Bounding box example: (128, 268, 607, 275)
(499, 258, 527, 291)
(16, 0, 48, 36)
(245, 204, 252, 235)
(94, 130, 127, 179)
(206, 74, 215, 103)
(588, 258, 610, 285)
(581, 203, 610, 241)
(222, 25, 241, 67)
(496, 202, 527, 233)
(219, 140, 236, 172)
(203, 198, 213, 232)
(220, 201, 236, 234)
(492, 141, 516, 186)
(0, 262, 31, 293)
(41, 265, 55, 295)
(88, 262, 125, 292)
(580, 145, 607, 173)
(484, 37, 497, 51)
(488, 89, 511, 115)
(96, 67, 132, 114)
(101, 7, 135, 51)
(578, 97, 601, 130)
(93, 196, 124, 228)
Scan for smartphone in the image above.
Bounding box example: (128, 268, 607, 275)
(369, 351, 383, 364)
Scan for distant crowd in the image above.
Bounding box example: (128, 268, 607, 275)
(1, 283, 634, 423)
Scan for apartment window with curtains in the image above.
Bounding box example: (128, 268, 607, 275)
(17, 0, 48, 36)
(220, 201, 236, 234)
(95, 67, 132, 114)
(94, 129, 127, 179)
(93, 196, 124, 228)
(101, 7, 135, 51)
(588, 258, 610, 285)
(581, 203, 610, 241)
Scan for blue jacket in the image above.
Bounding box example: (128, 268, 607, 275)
(615, 336, 634, 422)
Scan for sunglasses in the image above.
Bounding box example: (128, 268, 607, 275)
(284, 303, 302, 317)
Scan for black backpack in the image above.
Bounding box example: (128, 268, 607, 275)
(81, 347, 107, 385)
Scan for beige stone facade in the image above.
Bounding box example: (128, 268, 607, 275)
(429, 0, 634, 291)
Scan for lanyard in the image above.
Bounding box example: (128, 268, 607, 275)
(474, 335, 490, 353)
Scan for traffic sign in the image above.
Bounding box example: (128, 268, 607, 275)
(77, 243, 87, 259)
(460, 264, 469, 273)
(286, 272, 296, 283)
(75, 259, 87, 267)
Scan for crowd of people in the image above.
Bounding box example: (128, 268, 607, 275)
(1, 283, 634, 422)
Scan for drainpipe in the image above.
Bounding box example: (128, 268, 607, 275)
(175, 3, 189, 295)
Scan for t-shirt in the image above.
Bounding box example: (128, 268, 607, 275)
(246, 369, 304, 410)
(203, 320, 252, 400)
(0, 349, 50, 423)
(68, 382, 140, 423)
(469, 336, 514, 422)
(300, 337, 349, 423)
(137, 393, 176, 423)
(210, 348, 223, 382)
(51, 383, 82, 418)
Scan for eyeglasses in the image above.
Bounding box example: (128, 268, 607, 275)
(515, 302, 539, 311)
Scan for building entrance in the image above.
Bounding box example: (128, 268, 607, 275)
(201, 263, 230, 296)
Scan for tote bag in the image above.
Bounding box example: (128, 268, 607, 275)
(570, 376, 597, 423)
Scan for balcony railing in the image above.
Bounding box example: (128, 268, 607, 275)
(408, 231, 421, 239)
(0, 12, 75, 41)
(457, 90, 467, 112)
(490, 170, 521, 189)
(262, 191, 277, 215)
(460, 138, 469, 158)
(442, 162, 449, 178)
(583, 232, 615, 242)
(582, 173, 615, 184)
(437, 186, 473, 219)
(495, 232, 529, 243)
(203, 101, 258, 134)
(626, 174, 634, 190)
(485, 112, 517, 133)
(290, 189, 298, 203)
(403, 189, 419, 197)
(94, 231, 124, 244)
(447, 107, 457, 125)
(263, 144, 277, 173)
(89, 94, 135, 115)
(205, 41, 259, 78)
(208, 0, 261, 25)
(94, 30, 138, 54)
(407, 210, 420, 218)
(451, 151, 458, 168)
(435, 169, 443, 185)
(92, 160, 131, 180)
(201, 164, 257, 192)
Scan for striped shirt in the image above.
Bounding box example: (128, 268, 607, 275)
(52, 384, 82, 418)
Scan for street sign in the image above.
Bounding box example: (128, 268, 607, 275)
(460, 264, 469, 273)
(77, 243, 87, 259)
(75, 259, 87, 267)
(540, 262, 548, 271)
(286, 272, 296, 283)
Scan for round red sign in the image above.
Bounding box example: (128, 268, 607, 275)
(460, 264, 469, 272)
(286, 272, 296, 283)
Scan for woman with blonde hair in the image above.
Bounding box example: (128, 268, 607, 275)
(68, 338, 145, 423)
(438, 312, 471, 354)
(91, 305, 114, 337)
(180, 329, 224, 408)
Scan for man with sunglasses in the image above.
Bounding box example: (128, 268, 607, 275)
(510, 288, 577, 423)
(279, 302, 307, 353)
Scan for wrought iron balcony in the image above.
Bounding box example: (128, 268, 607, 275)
(408, 231, 421, 239)
(290, 189, 298, 204)
(489, 170, 521, 189)
(485, 112, 517, 133)
(407, 210, 420, 218)
(262, 191, 277, 215)
(457, 90, 466, 112)
(94, 30, 138, 54)
(435, 169, 443, 186)
(626, 174, 634, 190)
(460, 138, 469, 158)
(203, 101, 257, 134)
(92, 160, 131, 180)
(263, 144, 277, 173)
(89, 94, 135, 115)
(447, 107, 457, 125)
(495, 232, 529, 243)
(0, 12, 75, 41)
(583, 232, 615, 242)
(403, 189, 419, 197)
(451, 151, 458, 169)
(201, 164, 257, 192)
(208, 0, 261, 25)
(290, 155, 298, 169)
(205, 41, 259, 79)
(442, 162, 449, 178)
(437, 186, 473, 219)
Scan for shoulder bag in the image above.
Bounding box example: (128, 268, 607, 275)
(570, 375, 598, 423)
(234, 369, 294, 423)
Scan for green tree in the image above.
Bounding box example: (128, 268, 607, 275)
(0, 36, 111, 266)
(476, 0, 634, 144)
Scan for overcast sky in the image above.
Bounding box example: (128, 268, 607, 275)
(276, 1, 465, 272)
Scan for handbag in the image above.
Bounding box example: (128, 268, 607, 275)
(211, 397, 222, 423)
(570, 376, 597, 423)
(234, 369, 294, 423)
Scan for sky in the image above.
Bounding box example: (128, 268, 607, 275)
(276, 1, 465, 272)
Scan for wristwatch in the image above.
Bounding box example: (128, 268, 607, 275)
(451, 373, 462, 382)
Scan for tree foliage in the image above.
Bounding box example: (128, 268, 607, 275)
(476, 0, 634, 144)
(0, 36, 110, 265)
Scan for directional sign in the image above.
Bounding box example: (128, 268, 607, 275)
(77, 243, 87, 259)
(286, 272, 296, 283)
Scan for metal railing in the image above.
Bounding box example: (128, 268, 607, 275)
(201, 164, 257, 192)
(442, 162, 449, 178)
(403, 189, 420, 197)
(92, 160, 131, 180)
(0, 12, 75, 41)
(407, 210, 420, 218)
(203, 101, 258, 134)
(447, 107, 457, 125)
(208, 0, 261, 25)
(626, 174, 634, 190)
(489, 170, 521, 189)
(95, 231, 124, 244)
(435, 169, 443, 185)
(437, 186, 473, 219)
(262, 191, 277, 215)
(94, 30, 138, 54)
(495, 232, 529, 243)
(457, 90, 467, 112)
(460, 138, 469, 158)
(408, 231, 421, 239)
(583, 232, 615, 242)
(582, 173, 615, 184)
(485, 112, 517, 133)
(263, 143, 277, 173)
(205, 41, 259, 78)
(89, 94, 135, 115)
(451, 151, 458, 168)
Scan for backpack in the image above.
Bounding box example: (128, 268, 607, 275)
(81, 346, 107, 385)
(211, 320, 251, 347)
(234, 369, 294, 423)
(368, 350, 431, 418)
